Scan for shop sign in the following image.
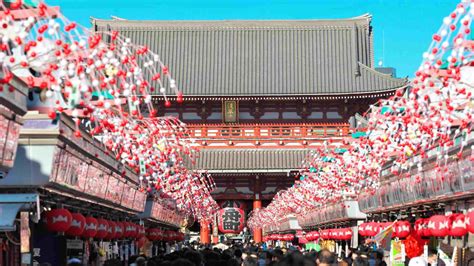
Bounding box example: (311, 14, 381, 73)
(121, 185, 136, 210)
(105, 173, 125, 204)
(66, 239, 84, 250)
(54, 150, 88, 191)
(133, 190, 147, 212)
(84, 164, 109, 198)
(459, 158, 474, 191)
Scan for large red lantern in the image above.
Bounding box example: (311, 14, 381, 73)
(449, 214, 467, 237)
(66, 213, 86, 237)
(217, 208, 245, 234)
(465, 211, 474, 234)
(427, 215, 450, 237)
(95, 218, 109, 239)
(83, 217, 98, 238)
(114, 222, 124, 239)
(393, 221, 411, 239)
(44, 208, 73, 233)
(106, 221, 116, 240)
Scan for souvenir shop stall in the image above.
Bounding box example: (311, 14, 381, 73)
(0, 72, 28, 174)
(0, 72, 29, 265)
(0, 113, 185, 265)
(355, 133, 474, 264)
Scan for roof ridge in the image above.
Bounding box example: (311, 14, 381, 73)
(358, 62, 409, 83)
(91, 14, 372, 25)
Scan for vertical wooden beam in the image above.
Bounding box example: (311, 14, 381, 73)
(253, 199, 262, 243)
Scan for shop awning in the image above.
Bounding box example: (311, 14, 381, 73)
(0, 193, 39, 231)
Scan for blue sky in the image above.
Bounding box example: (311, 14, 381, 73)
(47, 0, 459, 78)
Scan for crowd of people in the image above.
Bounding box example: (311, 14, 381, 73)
(94, 241, 436, 266)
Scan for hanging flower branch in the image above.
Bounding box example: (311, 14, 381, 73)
(0, 0, 218, 221)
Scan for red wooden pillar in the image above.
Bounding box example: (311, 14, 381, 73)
(211, 216, 219, 244)
(200, 221, 210, 244)
(253, 200, 262, 243)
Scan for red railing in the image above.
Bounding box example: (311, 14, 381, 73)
(187, 123, 350, 140)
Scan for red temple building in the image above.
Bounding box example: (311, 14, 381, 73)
(92, 14, 408, 243)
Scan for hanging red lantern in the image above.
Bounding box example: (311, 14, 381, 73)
(217, 208, 245, 234)
(123, 222, 134, 238)
(320, 229, 329, 239)
(393, 221, 411, 239)
(44, 208, 73, 233)
(341, 228, 352, 241)
(106, 221, 116, 240)
(414, 218, 426, 237)
(138, 225, 146, 239)
(366, 222, 380, 237)
(162, 230, 169, 241)
(332, 229, 340, 240)
(358, 223, 368, 236)
(449, 213, 467, 237)
(95, 218, 109, 239)
(311, 231, 320, 241)
(114, 222, 124, 239)
(465, 211, 474, 234)
(146, 228, 157, 241)
(83, 217, 98, 238)
(66, 213, 86, 237)
(428, 215, 450, 237)
(156, 228, 163, 241)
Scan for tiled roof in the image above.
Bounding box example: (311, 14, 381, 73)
(187, 149, 309, 172)
(91, 15, 408, 97)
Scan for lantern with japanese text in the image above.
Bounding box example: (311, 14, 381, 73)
(366, 222, 380, 237)
(115, 222, 124, 239)
(358, 223, 369, 237)
(284, 234, 294, 241)
(393, 221, 411, 239)
(414, 218, 430, 238)
(44, 208, 73, 233)
(66, 213, 86, 237)
(449, 214, 467, 237)
(217, 208, 245, 234)
(83, 217, 98, 238)
(124, 222, 137, 238)
(106, 221, 116, 240)
(309, 231, 320, 241)
(465, 211, 474, 234)
(146, 228, 158, 241)
(95, 219, 109, 239)
(428, 215, 450, 238)
(320, 229, 330, 239)
(341, 228, 352, 241)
